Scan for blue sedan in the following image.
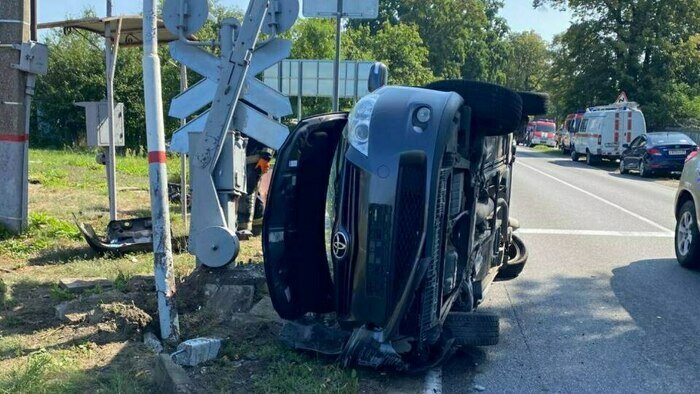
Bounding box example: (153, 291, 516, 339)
(619, 132, 698, 177)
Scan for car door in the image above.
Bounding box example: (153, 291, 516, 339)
(622, 136, 641, 168)
(262, 113, 348, 320)
(632, 135, 648, 168)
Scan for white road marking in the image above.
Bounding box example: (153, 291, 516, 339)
(424, 367, 443, 394)
(517, 229, 674, 238)
(516, 161, 675, 235)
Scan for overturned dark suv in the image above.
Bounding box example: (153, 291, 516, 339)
(263, 80, 546, 371)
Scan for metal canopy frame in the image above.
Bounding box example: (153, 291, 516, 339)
(38, 13, 180, 222)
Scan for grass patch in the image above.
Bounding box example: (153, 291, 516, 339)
(255, 349, 359, 393)
(216, 331, 359, 393)
(0, 346, 151, 394)
(0, 212, 81, 258)
(532, 145, 560, 153)
(49, 284, 76, 302)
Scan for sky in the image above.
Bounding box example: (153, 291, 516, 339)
(38, 0, 572, 42)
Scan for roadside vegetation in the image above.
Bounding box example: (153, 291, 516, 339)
(6, 0, 700, 391)
(0, 149, 370, 393)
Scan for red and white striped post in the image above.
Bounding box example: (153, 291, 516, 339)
(142, 0, 180, 343)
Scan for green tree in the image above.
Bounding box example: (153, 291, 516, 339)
(503, 31, 550, 92)
(354, 0, 510, 82)
(536, 0, 700, 128)
(346, 22, 434, 86)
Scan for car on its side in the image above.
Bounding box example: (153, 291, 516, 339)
(675, 149, 700, 268)
(526, 120, 557, 147)
(619, 132, 698, 177)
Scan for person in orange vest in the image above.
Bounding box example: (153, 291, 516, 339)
(237, 139, 272, 239)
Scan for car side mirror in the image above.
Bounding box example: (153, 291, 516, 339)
(622, 143, 629, 148)
(367, 62, 389, 93)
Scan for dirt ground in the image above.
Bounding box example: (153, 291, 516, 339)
(0, 149, 420, 393)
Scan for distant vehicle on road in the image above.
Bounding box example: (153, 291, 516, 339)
(619, 132, 697, 177)
(557, 112, 584, 154)
(675, 149, 700, 268)
(526, 119, 557, 147)
(571, 102, 646, 165)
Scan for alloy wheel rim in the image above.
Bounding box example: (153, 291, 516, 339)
(677, 211, 694, 257)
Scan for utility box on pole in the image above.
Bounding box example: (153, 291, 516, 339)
(75, 101, 126, 147)
(0, 0, 31, 233)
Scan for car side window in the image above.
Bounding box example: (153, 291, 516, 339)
(629, 136, 641, 148)
(580, 119, 588, 132)
(639, 137, 647, 148)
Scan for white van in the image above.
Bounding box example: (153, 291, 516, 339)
(571, 102, 647, 165)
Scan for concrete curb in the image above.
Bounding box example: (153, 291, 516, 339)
(154, 354, 196, 393)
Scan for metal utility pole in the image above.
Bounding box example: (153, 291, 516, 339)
(0, 0, 31, 233)
(105, 0, 119, 220)
(179, 64, 188, 227)
(143, 0, 180, 343)
(332, 0, 343, 112)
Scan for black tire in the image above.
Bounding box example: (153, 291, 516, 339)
(425, 80, 523, 136)
(619, 159, 629, 174)
(444, 312, 499, 346)
(497, 234, 528, 280)
(676, 200, 700, 269)
(586, 152, 597, 166)
(571, 150, 580, 162)
(518, 91, 550, 116)
(639, 160, 652, 177)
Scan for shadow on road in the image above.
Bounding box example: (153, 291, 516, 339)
(611, 258, 700, 374)
(441, 259, 700, 392)
(518, 150, 680, 185)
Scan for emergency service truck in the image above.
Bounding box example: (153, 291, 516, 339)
(571, 102, 647, 165)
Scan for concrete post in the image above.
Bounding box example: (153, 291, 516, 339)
(143, 0, 180, 343)
(332, 0, 343, 112)
(0, 0, 31, 233)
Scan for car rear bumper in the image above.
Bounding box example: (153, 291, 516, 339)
(648, 158, 685, 172)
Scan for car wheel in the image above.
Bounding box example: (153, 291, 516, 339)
(518, 91, 549, 116)
(444, 312, 499, 346)
(676, 200, 700, 269)
(586, 152, 597, 166)
(619, 159, 628, 174)
(425, 80, 522, 136)
(639, 160, 651, 177)
(571, 150, 579, 162)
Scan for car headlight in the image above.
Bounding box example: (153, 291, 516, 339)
(347, 93, 379, 156)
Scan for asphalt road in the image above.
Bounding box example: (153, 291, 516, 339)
(441, 147, 700, 393)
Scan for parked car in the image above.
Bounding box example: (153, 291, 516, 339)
(557, 112, 584, 154)
(675, 149, 700, 268)
(619, 132, 697, 177)
(263, 80, 546, 370)
(572, 102, 646, 165)
(526, 119, 557, 147)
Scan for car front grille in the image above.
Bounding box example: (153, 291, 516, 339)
(392, 158, 427, 301)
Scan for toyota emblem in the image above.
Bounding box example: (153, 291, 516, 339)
(332, 231, 349, 260)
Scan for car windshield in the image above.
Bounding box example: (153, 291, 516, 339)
(648, 133, 695, 145)
(536, 124, 556, 132)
